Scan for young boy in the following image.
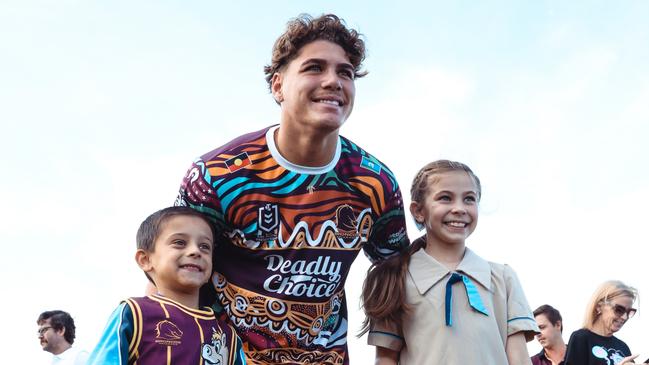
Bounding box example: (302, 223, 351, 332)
(88, 206, 246, 365)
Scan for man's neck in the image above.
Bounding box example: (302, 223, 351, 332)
(274, 126, 339, 167)
(543, 343, 566, 364)
(51, 342, 71, 356)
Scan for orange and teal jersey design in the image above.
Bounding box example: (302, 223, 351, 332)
(87, 294, 246, 365)
(176, 125, 409, 365)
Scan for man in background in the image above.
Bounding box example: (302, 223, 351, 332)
(531, 304, 567, 365)
(37, 310, 88, 365)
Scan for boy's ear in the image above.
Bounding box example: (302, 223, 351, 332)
(135, 249, 153, 272)
(271, 72, 284, 103)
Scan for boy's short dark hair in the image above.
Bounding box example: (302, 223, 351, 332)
(264, 13, 368, 92)
(136, 206, 215, 252)
(534, 304, 563, 332)
(37, 310, 76, 344)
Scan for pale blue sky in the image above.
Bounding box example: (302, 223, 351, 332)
(2, 1, 648, 363)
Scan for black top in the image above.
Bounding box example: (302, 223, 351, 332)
(564, 328, 631, 365)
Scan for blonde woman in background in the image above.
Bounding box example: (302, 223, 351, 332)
(564, 280, 646, 365)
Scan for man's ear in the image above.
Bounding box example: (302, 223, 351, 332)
(135, 249, 153, 272)
(271, 72, 284, 103)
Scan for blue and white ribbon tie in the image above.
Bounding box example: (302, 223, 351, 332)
(444, 272, 489, 326)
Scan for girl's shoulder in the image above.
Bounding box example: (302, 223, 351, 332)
(486, 261, 517, 276)
(473, 250, 520, 281)
(461, 248, 519, 281)
(481, 258, 525, 292)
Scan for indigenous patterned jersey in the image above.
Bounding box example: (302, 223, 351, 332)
(176, 126, 409, 365)
(87, 295, 246, 365)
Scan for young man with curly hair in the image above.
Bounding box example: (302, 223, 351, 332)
(176, 14, 409, 364)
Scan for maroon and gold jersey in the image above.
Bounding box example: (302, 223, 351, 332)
(87, 294, 246, 365)
(176, 125, 408, 365)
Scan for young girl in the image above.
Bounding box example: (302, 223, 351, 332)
(361, 160, 538, 364)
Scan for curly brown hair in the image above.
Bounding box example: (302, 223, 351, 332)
(264, 14, 368, 92)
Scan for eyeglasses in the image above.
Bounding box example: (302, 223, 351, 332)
(605, 302, 637, 319)
(37, 326, 53, 336)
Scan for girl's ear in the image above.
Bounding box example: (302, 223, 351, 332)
(271, 73, 284, 103)
(410, 201, 425, 230)
(135, 249, 153, 272)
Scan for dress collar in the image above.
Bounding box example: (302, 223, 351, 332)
(408, 238, 492, 295)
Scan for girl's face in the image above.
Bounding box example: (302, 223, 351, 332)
(595, 295, 635, 335)
(410, 170, 479, 247)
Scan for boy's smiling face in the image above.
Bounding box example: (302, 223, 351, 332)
(137, 215, 213, 300)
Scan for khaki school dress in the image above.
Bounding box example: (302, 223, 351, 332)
(368, 247, 539, 364)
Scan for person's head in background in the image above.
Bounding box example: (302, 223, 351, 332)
(534, 304, 565, 350)
(37, 310, 76, 355)
(583, 280, 638, 336)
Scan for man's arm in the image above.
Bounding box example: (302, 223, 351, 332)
(363, 189, 409, 262)
(175, 159, 222, 221)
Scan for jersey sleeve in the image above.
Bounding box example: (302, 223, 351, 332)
(232, 334, 247, 365)
(175, 158, 225, 229)
(367, 318, 404, 352)
(87, 303, 134, 365)
(363, 187, 409, 263)
(503, 264, 539, 341)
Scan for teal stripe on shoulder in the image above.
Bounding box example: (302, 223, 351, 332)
(369, 330, 404, 340)
(507, 316, 535, 323)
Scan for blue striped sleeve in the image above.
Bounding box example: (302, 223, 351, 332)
(87, 303, 133, 365)
(233, 335, 247, 365)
